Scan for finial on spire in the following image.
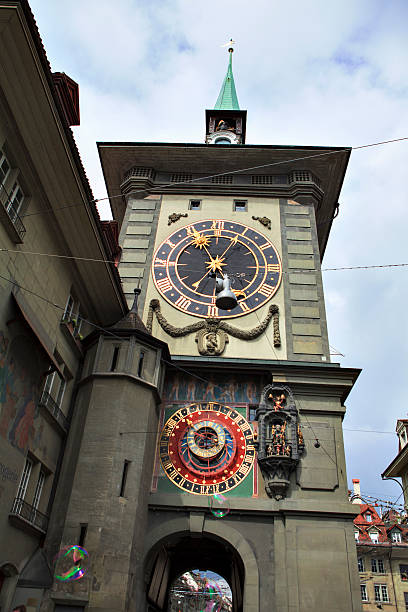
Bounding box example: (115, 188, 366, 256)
(130, 287, 141, 315)
(221, 38, 236, 53)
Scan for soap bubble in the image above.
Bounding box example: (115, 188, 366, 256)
(53, 545, 89, 582)
(208, 493, 230, 518)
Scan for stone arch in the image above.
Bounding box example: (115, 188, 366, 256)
(144, 515, 259, 611)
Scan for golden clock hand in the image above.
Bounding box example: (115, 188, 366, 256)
(191, 270, 212, 291)
(219, 234, 238, 260)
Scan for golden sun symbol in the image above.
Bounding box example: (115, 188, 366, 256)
(206, 254, 226, 274)
(189, 228, 211, 249)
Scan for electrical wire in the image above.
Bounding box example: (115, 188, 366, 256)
(19, 135, 408, 219)
(0, 271, 209, 385)
(3, 247, 408, 276)
(0, 271, 400, 443)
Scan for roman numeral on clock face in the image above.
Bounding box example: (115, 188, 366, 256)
(239, 301, 250, 312)
(258, 283, 275, 297)
(175, 296, 191, 310)
(207, 305, 218, 317)
(211, 220, 224, 230)
(156, 277, 173, 293)
(267, 264, 280, 272)
(154, 258, 167, 267)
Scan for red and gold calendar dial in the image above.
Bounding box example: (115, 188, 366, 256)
(159, 402, 255, 495)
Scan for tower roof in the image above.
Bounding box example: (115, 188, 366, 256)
(214, 47, 240, 111)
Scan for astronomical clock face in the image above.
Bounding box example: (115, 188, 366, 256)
(159, 402, 255, 495)
(152, 219, 282, 318)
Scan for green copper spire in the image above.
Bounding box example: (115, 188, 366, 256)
(214, 45, 240, 110)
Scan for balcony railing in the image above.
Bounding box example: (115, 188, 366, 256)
(39, 390, 69, 432)
(10, 497, 48, 533)
(5, 202, 26, 239)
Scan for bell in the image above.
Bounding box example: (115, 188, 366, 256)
(215, 274, 238, 310)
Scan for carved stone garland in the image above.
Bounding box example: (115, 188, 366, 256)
(254, 384, 305, 500)
(146, 299, 281, 356)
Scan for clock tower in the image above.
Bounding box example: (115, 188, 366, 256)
(47, 48, 361, 611)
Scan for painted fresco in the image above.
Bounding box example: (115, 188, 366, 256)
(164, 372, 266, 404)
(0, 329, 46, 455)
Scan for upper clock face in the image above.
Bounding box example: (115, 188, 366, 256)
(159, 402, 255, 495)
(152, 219, 282, 318)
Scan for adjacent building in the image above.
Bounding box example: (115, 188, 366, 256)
(383, 420, 408, 513)
(351, 479, 408, 611)
(0, 2, 126, 610)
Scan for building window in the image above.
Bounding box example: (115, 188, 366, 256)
(120, 460, 130, 497)
(392, 531, 402, 543)
(16, 458, 33, 503)
(79, 523, 88, 547)
(354, 530, 360, 542)
(6, 181, 24, 221)
(365, 513, 372, 522)
(137, 351, 145, 378)
(62, 294, 83, 337)
(233, 200, 247, 212)
(0, 148, 27, 241)
(372, 558, 385, 573)
(110, 346, 120, 372)
(215, 137, 232, 145)
(400, 565, 408, 581)
(189, 200, 201, 210)
(42, 371, 66, 408)
(0, 150, 10, 185)
(374, 584, 389, 603)
(32, 469, 46, 515)
(369, 531, 379, 544)
(358, 558, 364, 572)
(404, 592, 408, 611)
(360, 584, 368, 602)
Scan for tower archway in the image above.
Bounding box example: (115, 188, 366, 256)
(144, 518, 259, 612)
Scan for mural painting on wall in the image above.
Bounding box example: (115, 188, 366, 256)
(0, 329, 46, 455)
(164, 372, 266, 404)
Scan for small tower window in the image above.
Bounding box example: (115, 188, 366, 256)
(215, 137, 232, 145)
(79, 523, 88, 546)
(110, 346, 120, 371)
(234, 200, 247, 212)
(120, 460, 130, 497)
(138, 351, 145, 378)
(189, 200, 201, 210)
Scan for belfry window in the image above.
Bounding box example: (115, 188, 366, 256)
(189, 200, 201, 210)
(214, 137, 232, 145)
(234, 200, 247, 212)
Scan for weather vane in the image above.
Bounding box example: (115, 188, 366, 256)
(221, 38, 236, 52)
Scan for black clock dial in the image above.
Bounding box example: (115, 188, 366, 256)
(152, 219, 282, 319)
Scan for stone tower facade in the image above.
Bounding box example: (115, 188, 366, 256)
(42, 49, 362, 611)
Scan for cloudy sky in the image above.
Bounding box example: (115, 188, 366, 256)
(29, 0, 408, 506)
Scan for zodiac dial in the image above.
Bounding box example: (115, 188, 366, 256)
(152, 219, 282, 318)
(159, 402, 255, 495)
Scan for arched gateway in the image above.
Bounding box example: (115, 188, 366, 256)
(144, 518, 259, 611)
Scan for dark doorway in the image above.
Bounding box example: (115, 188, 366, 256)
(147, 534, 244, 612)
